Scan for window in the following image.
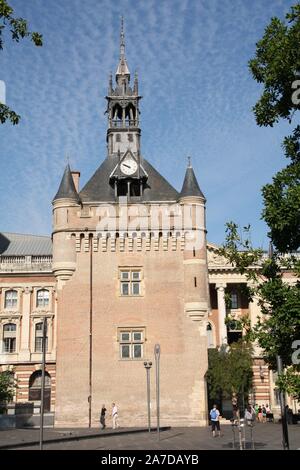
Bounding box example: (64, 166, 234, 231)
(230, 292, 239, 309)
(120, 269, 141, 296)
(36, 289, 49, 308)
(127, 133, 133, 142)
(2, 323, 16, 353)
(116, 133, 121, 142)
(35, 322, 48, 352)
(119, 329, 144, 360)
(4, 290, 17, 309)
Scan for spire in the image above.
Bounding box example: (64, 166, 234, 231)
(53, 164, 80, 203)
(116, 17, 130, 80)
(180, 158, 205, 200)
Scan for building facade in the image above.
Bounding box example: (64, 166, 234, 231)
(0, 23, 296, 426)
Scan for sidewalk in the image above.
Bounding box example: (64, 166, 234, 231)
(0, 426, 170, 450)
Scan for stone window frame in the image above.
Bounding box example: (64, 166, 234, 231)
(36, 289, 50, 309)
(117, 327, 146, 361)
(1, 288, 21, 312)
(119, 267, 143, 297)
(2, 322, 17, 353)
(34, 321, 48, 353)
(30, 316, 53, 354)
(32, 287, 53, 313)
(0, 317, 21, 355)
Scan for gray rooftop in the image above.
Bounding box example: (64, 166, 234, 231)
(79, 156, 179, 203)
(0, 233, 52, 256)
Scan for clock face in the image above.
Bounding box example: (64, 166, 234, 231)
(120, 159, 138, 176)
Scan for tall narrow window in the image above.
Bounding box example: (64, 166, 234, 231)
(2, 323, 16, 353)
(120, 269, 141, 296)
(230, 292, 239, 309)
(4, 290, 17, 309)
(119, 329, 144, 360)
(36, 289, 49, 308)
(35, 322, 48, 352)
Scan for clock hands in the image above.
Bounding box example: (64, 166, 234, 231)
(122, 163, 131, 169)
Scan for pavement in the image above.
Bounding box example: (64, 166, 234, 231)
(0, 422, 300, 450)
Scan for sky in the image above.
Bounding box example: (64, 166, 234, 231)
(0, 0, 295, 247)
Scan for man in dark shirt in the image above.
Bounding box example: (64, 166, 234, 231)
(100, 404, 107, 429)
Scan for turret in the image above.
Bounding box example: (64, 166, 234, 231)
(52, 164, 80, 286)
(180, 159, 209, 325)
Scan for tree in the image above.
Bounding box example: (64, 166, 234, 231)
(206, 341, 253, 409)
(219, 3, 300, 400)
(0, 370, 16, 405)
(0, 0, 43, 124)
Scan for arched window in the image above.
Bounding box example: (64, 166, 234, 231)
(207, 323, 215, 349)
(2, 323, 17, 353)
(35, 322, 48, 352)
(29, 371, 51, 412)
(36, 289, 49, 308)
(4, 290, 17, 309)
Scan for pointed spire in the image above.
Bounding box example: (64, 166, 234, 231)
(120, 16, 125, 59)
(53, 164, 80, 203)
(116, 16, 130, 80)
(180, 158, 205, 200)
(134, 70, 138, 94)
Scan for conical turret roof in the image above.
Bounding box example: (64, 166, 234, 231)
(180, 162, 205, 199)
(53, 164, 80, 203)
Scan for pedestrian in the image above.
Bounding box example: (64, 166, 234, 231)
(100, 404, 106, 429)
(112, 402, 119, 429)
(257, 405, 263, 422)
(262, 404, 267, 423)
(244, 405, 254, 425)
(210, 404, 221, 437)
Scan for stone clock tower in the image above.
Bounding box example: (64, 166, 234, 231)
(52, 20, 209, 427)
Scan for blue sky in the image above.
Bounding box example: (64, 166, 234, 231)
(0, 0, 294, 247)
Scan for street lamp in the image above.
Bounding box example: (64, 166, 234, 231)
(39, 317, 47, 451)
(154, 344, 161, 441)
(143, 360, 152, 433)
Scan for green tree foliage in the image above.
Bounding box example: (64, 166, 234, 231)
(218, 223, 300, 398)
(248, 4, 300, 127)
(0, 370, 16, 403)
(249, 4, 300, 253)
(206, 341, 253, 404)
(0, 0, 43, 124)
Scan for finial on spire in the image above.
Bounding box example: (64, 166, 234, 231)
(187, 156, 191, 168)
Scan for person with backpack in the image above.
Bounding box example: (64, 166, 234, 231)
(210, 404, 221, 437)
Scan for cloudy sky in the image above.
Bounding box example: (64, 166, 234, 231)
(0, 0, 294, 247)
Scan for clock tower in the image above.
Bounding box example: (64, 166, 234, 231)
(106, 18, 146, 198)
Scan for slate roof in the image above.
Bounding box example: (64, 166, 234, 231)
(79, 156, 179, 202)
(180, 165, 205, 199)
(53, 164, 80, 203)
(0, 233, 52, 256)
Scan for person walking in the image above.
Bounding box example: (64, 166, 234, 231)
(112, 402, 119, 429)
(210, 404, 221, 437)
(100, 404, 106, 429)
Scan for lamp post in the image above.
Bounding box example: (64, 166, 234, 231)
(143, 360, 152, 432)
(154, 344, 160, 441)
(277, 355, 290, 450)
(39, 317, 47, 451)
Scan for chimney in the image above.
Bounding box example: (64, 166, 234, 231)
(71, 171, 80, 192)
